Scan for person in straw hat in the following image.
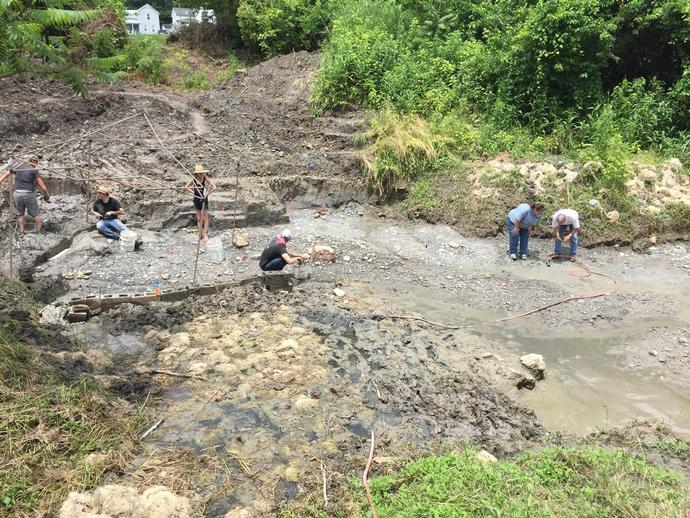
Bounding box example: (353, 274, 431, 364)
(91, 186, 126, 239)
(185, 164, 216, 241)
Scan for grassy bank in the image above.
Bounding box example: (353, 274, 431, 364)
(0, 281, 144, 515)
(356, 110, 690, 245)
(282, 444, 690, 517)
(311, 0, 690, 241)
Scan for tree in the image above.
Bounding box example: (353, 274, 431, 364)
(0, 0, 108, 96)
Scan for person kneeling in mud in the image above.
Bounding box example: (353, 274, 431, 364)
(185, 164, 216, 242)
(259, 229, 309, 271)
(92, 186, 126, 239)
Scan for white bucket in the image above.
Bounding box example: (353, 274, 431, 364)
(119, 230, 137, 252)
(206, 237, 224, 263)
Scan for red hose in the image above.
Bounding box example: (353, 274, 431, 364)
(389, 255, 618, 329)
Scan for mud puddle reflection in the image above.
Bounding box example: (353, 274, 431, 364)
(372, 281, 690, 440)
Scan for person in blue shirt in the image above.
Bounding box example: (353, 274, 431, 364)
(506, 203, 545, 260)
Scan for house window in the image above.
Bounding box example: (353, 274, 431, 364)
(147, 13, 150, 20)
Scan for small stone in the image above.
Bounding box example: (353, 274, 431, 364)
(476, 450, 498, 465)
(293, 395, 318, 412)
(520, 353, 545, 373)
(232, 233, 249, 248)
(333, 288, 346, 297)
(448, 241, 460, 249)
(666, 157, 683, 171)
(649, 350, 658, 357)
(343, 255, 351, 261)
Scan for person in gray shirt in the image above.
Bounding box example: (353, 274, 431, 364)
(0, 156, 51, 235)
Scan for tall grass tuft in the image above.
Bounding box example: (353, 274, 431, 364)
(360, 110, 439, 197)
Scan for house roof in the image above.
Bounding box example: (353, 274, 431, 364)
(126, 3, 159, 14)
(173, 7, 193, 16)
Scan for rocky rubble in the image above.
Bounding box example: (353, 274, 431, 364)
(60, 485, 191, 518)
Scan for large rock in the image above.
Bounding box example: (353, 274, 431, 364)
(60, 484, 191, 518)
(520, 353, 546, 379)
(310, 245, 336, 263)
(666, 157, 683, 171)
(232, 233, 249, 248)
(39, 304, 67, 326)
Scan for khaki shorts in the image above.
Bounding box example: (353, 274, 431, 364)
(13, 191, 40, 217)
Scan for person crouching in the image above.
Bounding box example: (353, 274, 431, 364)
(92, 186, 126, 239)
(259, 229, 309, 271)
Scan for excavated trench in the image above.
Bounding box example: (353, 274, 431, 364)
(2, 55, 689, 514)
(43, 201, 689, 514)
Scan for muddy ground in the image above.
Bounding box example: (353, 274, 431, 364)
(35, 207, 689, 515)
(1, 51, 689, 516)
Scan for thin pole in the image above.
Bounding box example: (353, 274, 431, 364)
(78, 169, 89, 223)
(232, 160, 240, 242)
(192, 232, 201, 285)
(8, 170, 14, 278)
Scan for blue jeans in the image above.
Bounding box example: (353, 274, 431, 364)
(507, 216, 529, 255)
(96, 218, 126, 240)
(554, 225, 578, 256)
(261, 257, 287, 271)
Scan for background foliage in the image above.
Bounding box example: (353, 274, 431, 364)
(313, 0, 690, 170)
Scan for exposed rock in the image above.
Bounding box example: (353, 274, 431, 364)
(72, 232, 115, 256)
(232, 233, 249, 248)
(310, 244, 336, 263)
(139, 486, 192, 518)
(666, 157, 683, 171)
(606, 210, 620, 224)
(447, 241, 461, 249)
(520, 353, 545, 375)
(333, 288, 346, 297)
(39, 304, 67, 326)
(293, 395, 318, 412)
(60, 485, 191, 518)
(476, 450, 498, 465)
(187, 361, 209, 376)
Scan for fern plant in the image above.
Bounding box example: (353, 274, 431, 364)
(0, 0, 117, 96)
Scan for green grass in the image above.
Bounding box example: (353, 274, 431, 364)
(363, 446, 689, 517)
(0, 280, 144, 515)
(0, 377, 144, 514)
(656, 437, 690, 456)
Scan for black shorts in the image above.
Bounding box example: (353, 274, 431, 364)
(193, 197, 209, 211)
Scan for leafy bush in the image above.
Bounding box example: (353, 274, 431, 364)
(237, 0, 333, 56)
(609, 78, 675, 148)
(122, 36, 167, 85)
(183, 70, 211, 89)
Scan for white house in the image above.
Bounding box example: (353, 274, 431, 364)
(171, 6, 216, 32)
(125, 4, 161, 35)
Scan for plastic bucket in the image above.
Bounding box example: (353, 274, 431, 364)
(206, 237, 224, 263)
(119, 230, 137, 252)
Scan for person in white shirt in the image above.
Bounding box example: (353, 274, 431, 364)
(551, 208, 580, 258)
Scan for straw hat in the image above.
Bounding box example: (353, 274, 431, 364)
(193, 164, 208, 174)
(96, 186, 110, 195)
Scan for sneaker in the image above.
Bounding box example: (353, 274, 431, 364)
(520, 254, 527, 260)
(510, 253, 517, 260)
